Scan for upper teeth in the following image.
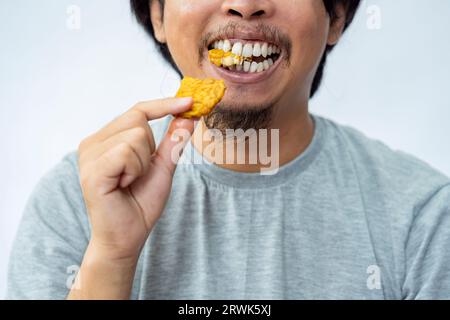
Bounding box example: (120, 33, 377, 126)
(242, 43, 253, 58)
(209, 40, 280, 73)
(261, 43, 268, 58)
(232, 42, 242, 56)
(212, 40, 280, 59)
(223, 40, 231, 52)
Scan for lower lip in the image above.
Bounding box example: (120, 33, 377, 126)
(205, 52, 284, 85)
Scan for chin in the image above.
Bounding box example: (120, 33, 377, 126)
(215, 100, 271, 112)
(221, 91, 276, 110)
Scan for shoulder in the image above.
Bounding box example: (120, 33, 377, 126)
(21, 151, 89, 236)
(316, 115, 450, 192)
(7, 152, 90, 299)
(32, 151, 84, 211)
(40, 151, 80, 185)
(315, 114, 450, 227)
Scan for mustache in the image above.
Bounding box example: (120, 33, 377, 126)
(198, 21, 292, 66)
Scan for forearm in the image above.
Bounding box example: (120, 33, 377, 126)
(67, 242, 138, 300)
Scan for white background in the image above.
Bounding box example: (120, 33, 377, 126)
(1, 0, 449, 297)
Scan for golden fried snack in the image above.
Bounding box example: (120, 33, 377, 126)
(176, 77, 226, 119)
(208, 49, 225, 67)
(208, 49, 244, 67)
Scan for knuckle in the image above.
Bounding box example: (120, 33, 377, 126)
(78, 135, 92, 152)
(125, 109, 146, 125)
(132, 126, 148, 141)
(117, 142, 133, 159)
(132, 101, 146, 110)
(131, 102, 148, 115)
(78, 165, 92, 190)
(80, 174, 90, 191)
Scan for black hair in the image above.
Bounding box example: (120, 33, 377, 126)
(130, 0, 360, 97)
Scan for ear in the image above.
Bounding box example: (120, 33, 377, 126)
(327, 3, 347, 46)
(150, 0, 166, 43)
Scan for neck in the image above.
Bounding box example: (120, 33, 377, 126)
(190, 102, 314, 174)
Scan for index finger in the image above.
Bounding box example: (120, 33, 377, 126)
(132, 97, 193, 121)
(83, 97, 194, 146)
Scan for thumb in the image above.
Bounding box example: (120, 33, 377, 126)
(128, 118, 195, 224)
(153, 117, 195, 176)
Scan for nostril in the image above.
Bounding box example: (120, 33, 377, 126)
(228, 9, 243, 17)
(251, 10, 265, 17)
(227, 9, 265, 18)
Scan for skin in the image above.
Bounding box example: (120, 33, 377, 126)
(68, 0, 346, 299)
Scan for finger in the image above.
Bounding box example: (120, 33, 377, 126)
(80, 126, 155, 168)
(132, 97, 193, 121)
(91, 111, 156, 145)
(90, 142, 143, 195)
(88, 127, 153, 192)
(89, 97, 192, 144)
(153, 118, 195, 177)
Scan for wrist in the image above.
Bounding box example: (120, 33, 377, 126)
(67, 241, 139, 300)
(87, 237, 142, 267)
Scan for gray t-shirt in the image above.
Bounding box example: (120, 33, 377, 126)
(6, 114, 450, 299)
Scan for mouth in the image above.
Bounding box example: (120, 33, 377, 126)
(205, 38, 284, 84)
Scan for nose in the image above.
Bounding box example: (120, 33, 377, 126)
(221, 0, 274, 20)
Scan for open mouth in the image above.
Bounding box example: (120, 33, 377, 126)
(207, 39, 282, 74)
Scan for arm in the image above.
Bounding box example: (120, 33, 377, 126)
(403, 183, 450, 299)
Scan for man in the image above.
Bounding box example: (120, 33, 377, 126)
(7, 0, 450, 299)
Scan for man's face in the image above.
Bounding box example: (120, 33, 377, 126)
(152, 0, 341, 122)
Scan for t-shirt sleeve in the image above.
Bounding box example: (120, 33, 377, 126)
(403, 183, 450, 299)
(6, 152, 90, 300)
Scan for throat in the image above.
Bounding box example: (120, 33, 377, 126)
(190, 112, 314, 174)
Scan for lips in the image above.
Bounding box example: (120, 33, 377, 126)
(208, 39, 281, 73)
(206, 49, 284, 85)
(202, 28, 286, 85)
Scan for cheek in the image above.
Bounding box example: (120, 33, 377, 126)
(282, 4, 329, 80)
(163, 0, 215, 77)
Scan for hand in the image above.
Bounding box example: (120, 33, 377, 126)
(78, 97, 194, 262)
